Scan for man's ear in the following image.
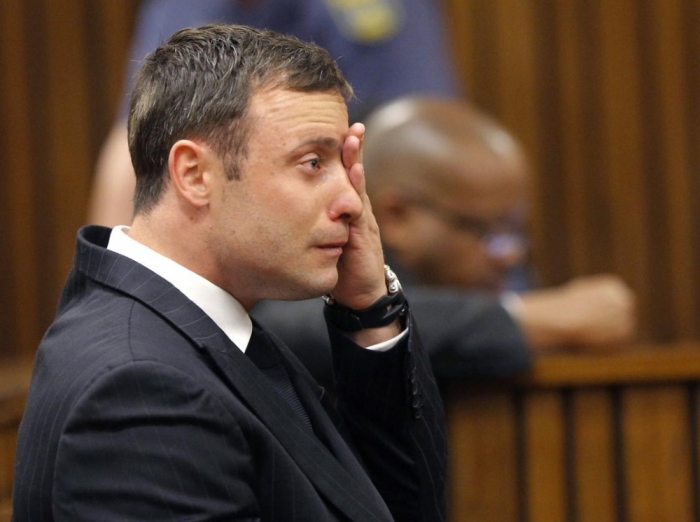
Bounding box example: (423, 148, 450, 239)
(167, 139, 215, 208)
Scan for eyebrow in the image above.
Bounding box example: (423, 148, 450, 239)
(288, 137, 342, 156)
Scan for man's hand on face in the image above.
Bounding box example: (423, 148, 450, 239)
(328, 123, 402, 346)
(329, 123, 388, 311)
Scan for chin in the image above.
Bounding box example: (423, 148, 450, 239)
(283, 271, 338, 301)
(313, 267, 339, 293)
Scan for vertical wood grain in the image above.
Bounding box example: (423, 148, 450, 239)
(442, 0, 475, 96)
(460, 0, 501, 113)
(84, 0, 139, 149)
(643, 0, 698, 340)
(491, 0, 540, 153)
(693, 384, 700, 522)
(447, 390, 519, 522)
(0, 431, 17, 509)
(622, 385, 693, 522)
(572, 389, 617, 522)
(683, 0, 700, 334)
(0, 501, 10, 522)
(555, 0, 600, 276)
(40, 0, 93, 303)
(493, 0, 561, 287)
(523, 390, 567, 522)
(0, 0, 41, 356)
(597, 0, 653, 341)
(0, 1, 139, 359)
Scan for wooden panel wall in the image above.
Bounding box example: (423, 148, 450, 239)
(0, 358, 32, 522)
(443, 0, 700, 343)
(0, 0, 137, 357)
(447, 342, 700, 522)
(0, 1, 698, 352)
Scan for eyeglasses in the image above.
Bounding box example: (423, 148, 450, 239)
(406, 193, 528, 260)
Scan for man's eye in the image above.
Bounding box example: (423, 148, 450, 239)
(305, 157, 322, 170)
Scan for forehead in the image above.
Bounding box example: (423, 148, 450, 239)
(436, 141, 528, 219)
(247, 87, 349, 145)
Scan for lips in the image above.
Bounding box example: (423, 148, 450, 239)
(315, 231, 348, 249)
(316, 238, 348, 259)
(319, 241, 347, 249)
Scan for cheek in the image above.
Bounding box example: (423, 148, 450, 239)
(424, 224, 470, 256)
(441, 235, 490, 284)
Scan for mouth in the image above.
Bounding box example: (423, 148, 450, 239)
(317, 240, 347, 257)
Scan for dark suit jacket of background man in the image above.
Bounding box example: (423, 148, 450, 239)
(13, 226, 446, 522)
(252, 288, 531, 391)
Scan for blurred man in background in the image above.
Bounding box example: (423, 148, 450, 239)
(252, 97, 636, 387)
(362, 96, 636, 349)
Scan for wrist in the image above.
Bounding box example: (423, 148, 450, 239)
(348, 318, 402, 348)
(323, 265, 406, 332)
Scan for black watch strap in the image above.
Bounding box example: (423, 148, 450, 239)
(323, 265, 407, 332)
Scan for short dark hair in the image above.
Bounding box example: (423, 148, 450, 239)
(128, 24, 353, 215)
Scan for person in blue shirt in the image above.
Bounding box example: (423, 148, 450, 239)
(89, 0, 459, 226)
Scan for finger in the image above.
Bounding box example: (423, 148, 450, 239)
(348, 162, 366, 197)
(353, 123, 365, 165)
(343, 123, 365, 169)
(342, 135, 360, 171)
(347, 122, 365, 141)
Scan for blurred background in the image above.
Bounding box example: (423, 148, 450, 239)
(1, 0, 700, 520)
(2, 0, 700, 359)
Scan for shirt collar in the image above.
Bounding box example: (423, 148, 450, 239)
(107, 226, 253, 352)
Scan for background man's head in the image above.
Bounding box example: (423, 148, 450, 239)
(127, 24, 353, 215)
(365, 96, 530, 292)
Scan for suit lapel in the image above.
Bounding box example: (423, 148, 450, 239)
(273, 336, 393, 505)
(74, 226, 393, 522)
(197, 337, 393, 522)
(267, 330, 394, 514)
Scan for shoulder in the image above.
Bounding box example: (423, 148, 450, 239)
(34, 288, 209, 411)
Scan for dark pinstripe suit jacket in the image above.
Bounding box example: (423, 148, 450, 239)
(13, 226, 447, 522)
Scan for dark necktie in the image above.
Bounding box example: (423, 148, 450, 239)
(246, 327, 313, 433)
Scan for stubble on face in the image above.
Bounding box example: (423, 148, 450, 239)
(210, 87, 353, 308)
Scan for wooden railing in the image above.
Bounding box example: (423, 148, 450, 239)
(4, 344, 700, 521)
(447, 341, 700, 522)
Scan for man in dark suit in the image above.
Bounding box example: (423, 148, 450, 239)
(13, 25, 445, 521)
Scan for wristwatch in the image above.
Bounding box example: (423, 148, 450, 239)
(323, 265, 407, 331)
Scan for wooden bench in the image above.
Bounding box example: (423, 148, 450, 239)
(447, 341, 700, 522)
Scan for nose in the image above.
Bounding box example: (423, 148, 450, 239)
(327, 165, 363, 222)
